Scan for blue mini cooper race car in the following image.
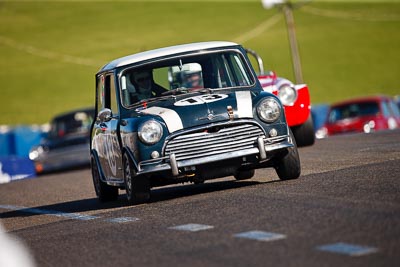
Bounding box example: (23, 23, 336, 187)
(90, 41, 301, 204)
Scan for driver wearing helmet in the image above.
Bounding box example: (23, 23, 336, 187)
(184, 72, 203, 90)
(182, 63, 203, 90)
(129, 70, 166, 101)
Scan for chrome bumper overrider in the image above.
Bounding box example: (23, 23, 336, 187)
(137, 135, 293, 177)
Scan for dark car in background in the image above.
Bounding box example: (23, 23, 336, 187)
(90, 41, 301, 204)
(29, 107, 95, 173)
(318, 95, 400, 137)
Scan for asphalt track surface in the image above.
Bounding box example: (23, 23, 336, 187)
(1, 130, 399, 267)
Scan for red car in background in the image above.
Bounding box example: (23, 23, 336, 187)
(246, 48, 314, 147)
(319, 95, 400, 137)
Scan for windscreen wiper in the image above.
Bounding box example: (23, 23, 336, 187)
(161, 87, 189, 96)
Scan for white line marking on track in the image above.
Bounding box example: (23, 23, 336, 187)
(317, 242, 378, 256)
(0, 204, 99, 221)
(0, 204, 143, 224)
(105, 217, 140, 223)
(234, 231, 286, 242)
(169, 224, 214, 232)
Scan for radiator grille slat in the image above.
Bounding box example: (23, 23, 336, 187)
(166, 133, 257, 150)
(164, 124, 264, 161)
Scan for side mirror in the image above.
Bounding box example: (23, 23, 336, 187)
(244, 48, 264, 75)
(98, 108, 113, 123)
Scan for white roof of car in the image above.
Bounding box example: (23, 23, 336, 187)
(99, 41, 239, 72)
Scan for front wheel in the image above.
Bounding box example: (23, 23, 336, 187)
(91, 155, 119, 202)
(234, 169, 255, 181)
(123, 153, 150, 204)
(274, 130, 301, 180)
(291, 115, 315, 147)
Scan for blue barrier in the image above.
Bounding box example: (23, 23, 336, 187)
(0, 125, 45, 157)
(311, 104, 329, 131)
(0, 156, 36, 184)
(0, 125, 43, 183)
(0, 127, 13, 156)
(13, 126, 44, 157)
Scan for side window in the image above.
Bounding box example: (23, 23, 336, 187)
(96, 73, 118, 114)
(104, 74, 118, 115)
(228, 53, 252, 86)
(214, 53, 253, 88)
(96, 75, 105, 112)
(215, 55, 233, 88)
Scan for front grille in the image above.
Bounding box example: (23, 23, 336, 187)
(164, 124, 264, 161)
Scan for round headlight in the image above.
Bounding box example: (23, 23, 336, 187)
(138, 120, 163, 145)
(257, 98, 281, 123)
(278, 85, 297, 106)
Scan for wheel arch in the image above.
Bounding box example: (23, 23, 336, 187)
(122, 146, 140, 174)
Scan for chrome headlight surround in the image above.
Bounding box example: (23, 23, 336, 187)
(278, 85, 297, 106)
(257, 98, 281, 123)
(138, 120, 163, 145)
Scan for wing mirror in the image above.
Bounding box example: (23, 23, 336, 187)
(98, 108, 113, 123)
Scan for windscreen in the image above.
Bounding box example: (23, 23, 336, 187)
(119, 50, 254, 107)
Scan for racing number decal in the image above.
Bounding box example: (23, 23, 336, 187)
(174, 94, 229, 106)
(202, 94, 224, 101)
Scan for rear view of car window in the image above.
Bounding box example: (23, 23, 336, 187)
(49, 111, 93, 138)
(329, 101, 380, 122)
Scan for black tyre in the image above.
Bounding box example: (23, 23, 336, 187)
(275, 130, 301, 180)
(123, 153, 150, 204)
(291, 115, 315, 147)
(234, 169, 255, 181)
(91, 156, 119, 202)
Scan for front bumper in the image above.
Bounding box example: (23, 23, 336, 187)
(136, 134, 293, 177)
